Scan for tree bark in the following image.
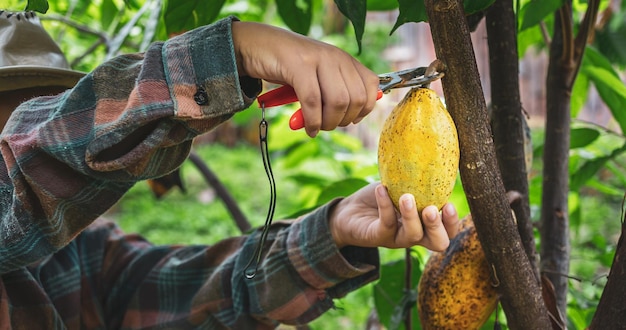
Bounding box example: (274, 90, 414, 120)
(541, 6, 573, 315)
(539, 0, 599, 317)
(485, 0, 539, 281)
(423, 0, 551, 328)
(589, 205, 626, 328)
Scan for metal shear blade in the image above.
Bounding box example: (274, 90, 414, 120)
(378, 66, 443, 93)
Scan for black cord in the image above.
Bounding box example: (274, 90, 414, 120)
(244, 103, 277, 279)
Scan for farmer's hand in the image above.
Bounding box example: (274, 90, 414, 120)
(328, 183, 460, 252)
(232, 21, 380, 138)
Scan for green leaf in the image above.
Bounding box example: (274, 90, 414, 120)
(463, 0, 495, 15)
(571, 143, 626, 191)
(25, 0, 48, 13)
(367, 0, 399, 11)
(163, 0, 226, 36)
(570, 127, 600, 149)
(100, 0, 118, 30)
(571, 72, 590, 117)
(316, 178, 368, 205)
(389, 0, 494, 34)
(583, 47, 621, 78)
(583, 66, 626, 134)
(276, 0, 312, 35)
(390, 0, 427, 35)
(519, 0, 563, 31)
(335, 0, 366, 53)
(373, 257, 422, 330)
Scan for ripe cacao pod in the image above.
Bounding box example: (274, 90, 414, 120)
(417, 215, 499, 329)
(378, 87, 459, 211)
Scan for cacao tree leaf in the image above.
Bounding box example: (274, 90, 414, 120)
(367, 0, 399, 11)
(519, 0, 563, 31)
(390, 0, 427, 35)
(463, 0, 495, 15)
(100, 0, 118, 30)
(276, 0, 312, 35)
(163, 0, 226, 36)
(390, 0, 493, 35)
(571, 72, 590, 117)
(373, 258, 422, 330)
(571, 143, 626, 191)
(316, 178, 368, 205)
(570, 127, 600, 149)
(25, 0, 48, 13)
(594, 9, 626, 69)
(584, 46, 622, 78)
(583, 66, 626, 134)
(334, 0, 366, 53)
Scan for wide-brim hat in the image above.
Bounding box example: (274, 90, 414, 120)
(0, 10, 84, 92)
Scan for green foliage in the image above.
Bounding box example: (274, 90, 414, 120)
(25, 0, 48, 13)
(518, 0, 564, 31)
(276, 0, 312, 34)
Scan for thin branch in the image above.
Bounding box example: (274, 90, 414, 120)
(187, 151, 252, 234)
(559, 4, 575, 65)
(70, 38, 107, 68)
(571, 0, 601, 85)
(39, 14, 109, 41)
(540, 21, 552, 48)
(404, 248, 412, 330)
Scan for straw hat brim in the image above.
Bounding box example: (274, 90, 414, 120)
(0, 65, 85, 92)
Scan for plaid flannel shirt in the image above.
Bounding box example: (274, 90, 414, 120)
(0, 17, 379, 329)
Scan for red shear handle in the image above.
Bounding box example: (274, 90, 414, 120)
(289, 89, 384, 130)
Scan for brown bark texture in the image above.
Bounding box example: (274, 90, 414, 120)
(423, 0, 551, 328)
(540, 0, 600, 315)
(589, 208, 626, 328)
(541, 9, 572, 315)
(485, 0, 539, 281)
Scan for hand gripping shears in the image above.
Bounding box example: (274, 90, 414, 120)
(256, 61, 445, 130)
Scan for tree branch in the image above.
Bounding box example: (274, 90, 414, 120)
(486, 0, 539, 282)
(423, 0, 551, 328)
(558, 4, 575, 66)
(571, 0, 601, 86)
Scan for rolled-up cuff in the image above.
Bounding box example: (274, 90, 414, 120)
(287, 198, 380, 297)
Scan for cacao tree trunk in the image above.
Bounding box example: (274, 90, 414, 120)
(485, 0, 539, 281)
(589, 202, 626, 328)
(540, 0, 600, 316)
(423, 0, 551, 328)
(541, 7, 573, 315)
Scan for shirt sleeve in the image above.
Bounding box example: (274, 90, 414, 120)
(73, 200, 379, 329)
(0, 16, 262, 274)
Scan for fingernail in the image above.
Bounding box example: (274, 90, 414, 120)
(376, 185, 388, 198)
(402, 195, 415, 210)
(444, 203, 456, 217)
(424, 207, 437, 222)
(353, 116, 364, 124)
(308, 129, 319, 138)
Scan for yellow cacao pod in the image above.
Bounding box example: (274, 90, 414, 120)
(417, 215, 499, 329)
(378, 87, 459, 211)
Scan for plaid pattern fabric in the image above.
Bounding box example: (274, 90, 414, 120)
(0, 16, 380, 329)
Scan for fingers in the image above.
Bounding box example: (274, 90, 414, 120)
(375, 185, 398, 231)
(419, 206, 452, 252)
(295, 52, 378, 137)
(442, 203, 460, 239)
(397, 194, 424, 245)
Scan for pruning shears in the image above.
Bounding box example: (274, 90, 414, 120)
(256, 64, 445, 130)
